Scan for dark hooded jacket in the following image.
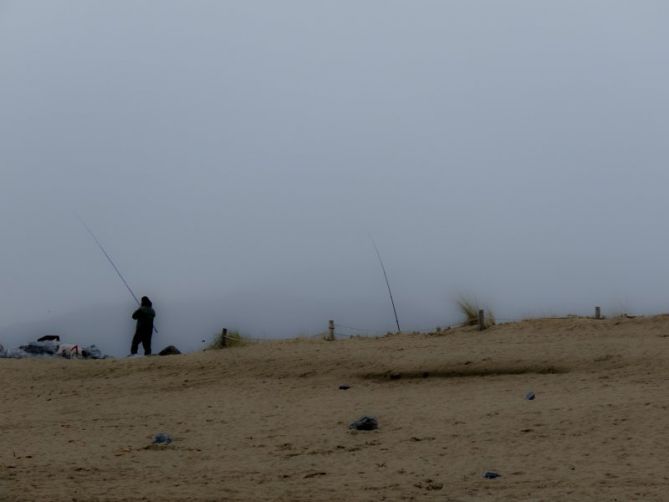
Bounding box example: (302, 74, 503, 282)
(132, 305, 156, 335)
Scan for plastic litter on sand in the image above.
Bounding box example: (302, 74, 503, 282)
(152, 433, 172, 445)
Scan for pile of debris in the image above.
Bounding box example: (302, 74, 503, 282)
(0, 335, 107, 360)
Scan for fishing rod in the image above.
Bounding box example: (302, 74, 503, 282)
(370, 236, 401, 333)
(77, 215, 158, 334)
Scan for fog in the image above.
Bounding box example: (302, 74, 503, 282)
(1, 1, 668, 355)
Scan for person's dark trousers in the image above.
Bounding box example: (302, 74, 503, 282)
(131, 331, 152, 355)
(141, 332, 152, 355)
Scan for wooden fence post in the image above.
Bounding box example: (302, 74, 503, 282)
(478, 310, 485, 331)
(327, 320, 335, 341)
(595, 306, 601, 320)
(221, 328, 227, 347)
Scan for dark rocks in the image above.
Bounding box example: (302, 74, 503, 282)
(525, 391, 536, 401)
(483, 471, 501, 479)
(159, 345, 181, 356)
(349, 416, 378, 431)
(339, 385, 350, 390)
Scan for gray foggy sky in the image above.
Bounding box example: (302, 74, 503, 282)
(1, 1, 668, 353)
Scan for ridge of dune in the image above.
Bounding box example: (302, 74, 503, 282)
(2, 316, 668, 501)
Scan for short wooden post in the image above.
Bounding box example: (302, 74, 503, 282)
(595, 306, 601, 320)
(221, 328, 227, 347)
(327, 320, 335, 341)
(478, 309, 485, 331)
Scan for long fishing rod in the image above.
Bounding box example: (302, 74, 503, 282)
(77, 215, 158, 334)
(370, 236, 401, 333)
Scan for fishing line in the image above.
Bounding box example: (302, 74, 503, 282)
(76, 214, 158, 334)
(370, 235, 401, 333)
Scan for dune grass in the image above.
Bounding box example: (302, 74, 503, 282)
(457, 298, 496, 329)
(207, 330, 249, 349)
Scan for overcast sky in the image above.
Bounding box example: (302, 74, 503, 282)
(1, 1, 668, 352)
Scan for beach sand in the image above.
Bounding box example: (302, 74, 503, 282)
(2, 316, 668, 501)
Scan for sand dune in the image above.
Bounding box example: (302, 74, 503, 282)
(2, 316, 669, 501)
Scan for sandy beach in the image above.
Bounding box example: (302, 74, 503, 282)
(2, 316, 668, 501)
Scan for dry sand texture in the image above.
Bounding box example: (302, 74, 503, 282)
(2, 316, 669, 501)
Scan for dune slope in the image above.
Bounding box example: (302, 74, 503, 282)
(2, 316, 668, 501)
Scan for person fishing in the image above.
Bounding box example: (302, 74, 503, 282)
(131, 296, 156, 356)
